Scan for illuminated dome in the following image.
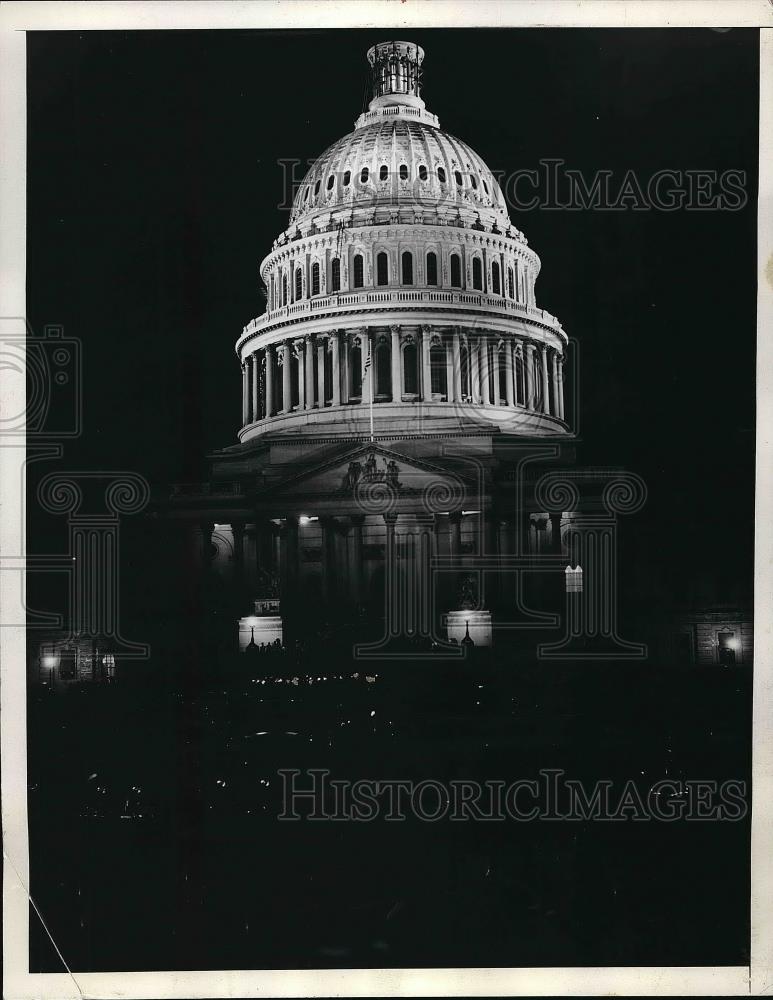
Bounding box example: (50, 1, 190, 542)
(236, 40, 568, 442)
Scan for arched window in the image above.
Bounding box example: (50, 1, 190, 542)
(377, 251, 389, 286)
(470, 175, 478, 190)
(454, 170, 462, 187)
(437, 166, 446, 184)
(418, 164, 428, 181)
(403, 343, 418, 395)
(472, 257, 483, 291)
(482, 179, 489, 195)
(326, 175, 334, 191)
(399, 163, 408, 181)
(375, 339, 391, 397)
(401, 251, 413, 286)
(491, 261, 501, 295)
(508, 267, 514, 299)
(353, 254, 364, 288)
(430, 343, 447, 397)
(450, 253, 461, 287)
(360, 166, 369, 184)
(311, 262, 320, 296)
(295, 268, 303, 300)
(343, 170, 351, 187)
(314, 179, 321, 196)
(350, 343, 362, 398)
(426, 251, 438, 286)
(331, 257, 341, 292)
(282, 274, 288, 306)
(379, 164, 388, 181)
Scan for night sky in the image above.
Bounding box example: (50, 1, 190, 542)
(26, 28, 758, 610)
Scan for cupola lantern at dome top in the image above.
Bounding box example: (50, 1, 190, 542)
(367, 40, 425, 108)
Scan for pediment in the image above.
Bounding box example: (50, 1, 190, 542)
(267, 444, 472, 504)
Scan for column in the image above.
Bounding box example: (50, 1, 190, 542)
(556, 352, 565, 420)
(265, 346, 274, 417)
(241, 361, 248, 425)
(390, 324, 402, 402)
(525, 343, 535, 410)
(421, 325, 432, 401)
(305, 336, 315, 409)
(540, 345, 551, 415)
(470, 335, 481, 404)
(350, 514, 364, 606)
(280, 342, 291, 414)
(492, 342, 501, 405)
(317, 335, 326, 408)
(480, 337, 490, 405)
(251, 351, 261, 421)
(452, 328, 462, 402)
(445, 336, 455, 403)
(504, 339, 515, 407)
(341, 334, 350, 403)
(359, 328, 370, 406)
(330, 332, 341, 406)
(294, 339, 306, 411)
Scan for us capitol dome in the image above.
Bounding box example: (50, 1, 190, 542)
(168, 40, 576, 652)
(236, 40, 568, 440)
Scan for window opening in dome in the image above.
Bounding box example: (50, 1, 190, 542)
(377, 252, 389, 286)
(303, 187, 310, 202)
(295, 268, 303, 300)
(403, 342, 418, 395)
(450, 253, 462, 288)
(418, 164, 428, 182)
(430, 343, 447, 397)
(508, 267, 514, 299)
(470, 175, 478, 190)
(426, 251, 438, 286)
(331, 257, 341, 292)
(353, 254, 364, 288)
(282, 274, 288, 306)
(399, 163, 408, 181)
(454, 170, 462, 187)
(311, 262, 320, 296)
(343, 170, 351, 187)
(314, 180, 321, 196)
(438, 166, 446, 184)
(360, 167, 369, 184)
(472, 258, 483, 291)
(492, 261, 501, 295)
(401, 251, 413, 286)
(326, 175, 334, 191)
(379, 164, 388, 181)
(482, 179, 489, 195)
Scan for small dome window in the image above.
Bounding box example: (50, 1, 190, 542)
(438, 167, 446, 184)
(470, 175, 478, 190)
(418, 164, 428, 181)
(314, 179, 321, 196)
(360, 166, 369, 184)
(482, 178, 489, 194)
(454, 170, 462, 187)
(379, 164, 388, 181)
(303, 187, 310, 202)
(327, 175, 335, 191)
(343, 170, 351, 186)
(399, 164, 408, 181)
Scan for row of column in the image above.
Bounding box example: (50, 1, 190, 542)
(241, 326, 566, 427)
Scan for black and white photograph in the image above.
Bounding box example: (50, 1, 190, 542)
(2, 2, 772, 997)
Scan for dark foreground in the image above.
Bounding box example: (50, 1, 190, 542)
(28, 646, 751, 972)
